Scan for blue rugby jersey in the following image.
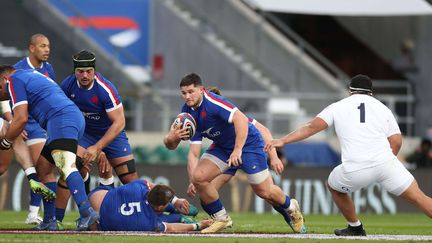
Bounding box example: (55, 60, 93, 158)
(7, 69, 78, 129)
(99, 180, 166, 231)
(61, 72, 123, 135)
(181, 89, 263, 152)
(14, 57, 56, 137)
(14, 57, 56, 81)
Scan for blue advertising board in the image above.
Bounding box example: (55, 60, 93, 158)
(49, 0, 150, 67)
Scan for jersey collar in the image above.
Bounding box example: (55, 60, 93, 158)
(26, 57, 43, 69)
(76, 78, 95, 90)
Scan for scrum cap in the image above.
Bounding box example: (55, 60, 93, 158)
(349, 74, 372, 93)
(73, 50, 96, 70)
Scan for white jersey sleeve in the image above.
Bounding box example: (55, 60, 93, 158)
(384, 108, 401, 137)
(316, 103, 336, 127)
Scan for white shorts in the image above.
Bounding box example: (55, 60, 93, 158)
(327, 159, 414, 196)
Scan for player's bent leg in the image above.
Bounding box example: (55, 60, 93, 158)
(251, 173, 305, 233)
(50, 139, 99, 231)
(111, 156, 138, 184)
(0, 149, 13, 175)
(191, 159, 223, 204)
(192, 158, 231, 233)
(399, 180, 432, 217)
(26, 141, 45, 225)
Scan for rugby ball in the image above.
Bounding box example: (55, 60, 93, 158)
(173, 112, 196, 140)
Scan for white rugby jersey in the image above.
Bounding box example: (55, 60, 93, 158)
(317, 94, 401, 172)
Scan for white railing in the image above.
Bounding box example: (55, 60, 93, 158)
(157, 82, 415, 136)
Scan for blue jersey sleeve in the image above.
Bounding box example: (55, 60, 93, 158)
(204, 91, 237, 123)
(95, 73, 122, 112)
(7, 77, 28, 109)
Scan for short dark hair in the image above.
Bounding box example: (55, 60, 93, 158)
(73, 50, 96, 70)
(180, 73, 202, 87)
(207, 86, 221, 95)
(349, 74, 373, 94)
(147, 184, 175, 207)
(0, 64, 15, 77)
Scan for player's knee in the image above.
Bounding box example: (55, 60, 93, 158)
(191, 171, 208, 186)
(114, 159, 137, 183)
(52, 150, 78, 179)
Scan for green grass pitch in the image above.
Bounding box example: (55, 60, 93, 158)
(0, 211, 430, 242)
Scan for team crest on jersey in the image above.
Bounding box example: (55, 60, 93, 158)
(91, 95, 99, 104)
(201, 110, 206, 119)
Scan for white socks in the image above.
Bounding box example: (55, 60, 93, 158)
(348, 220, 362, 227)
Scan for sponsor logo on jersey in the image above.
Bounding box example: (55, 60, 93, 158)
(82, 112, 101, 121)
(201, 127, 221, 138)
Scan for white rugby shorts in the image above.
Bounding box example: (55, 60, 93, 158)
(327, 158, 414, 196)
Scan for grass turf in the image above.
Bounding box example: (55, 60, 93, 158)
(0, 211, 430, 242)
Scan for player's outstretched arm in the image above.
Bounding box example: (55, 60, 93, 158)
(265, 117, 328, 152)
(165, 219, 213, 232)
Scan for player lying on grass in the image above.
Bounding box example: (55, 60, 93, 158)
(88, 179, 212, 232)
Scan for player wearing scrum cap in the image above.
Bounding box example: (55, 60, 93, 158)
(54, 50, 140, 222)
(266, 74, 432, 236)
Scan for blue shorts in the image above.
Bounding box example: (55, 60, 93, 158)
(45, 108, 85, 144)
(88, 185, 114, 198)
(205, 146, 268, 175)
(25, 117, 46, 145)
(224, 166, 238, 176)
(79, 131, 132, 159)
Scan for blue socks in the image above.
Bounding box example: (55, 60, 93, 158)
(282, 195, 291, 209)
(201, 199, 224, 216)
(42, 182, 57, 222)
(55, 207, 66, 222)
(273, 195, 292, 224)
(65, 171, 91, 217)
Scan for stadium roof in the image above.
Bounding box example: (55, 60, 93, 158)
(245, 0, 432, 16)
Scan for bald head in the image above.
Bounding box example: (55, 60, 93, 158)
(28, 33, 50, 66)
(28, 33, 48, 47)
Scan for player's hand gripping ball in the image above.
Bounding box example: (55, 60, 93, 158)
(173, 112, 196, 140)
